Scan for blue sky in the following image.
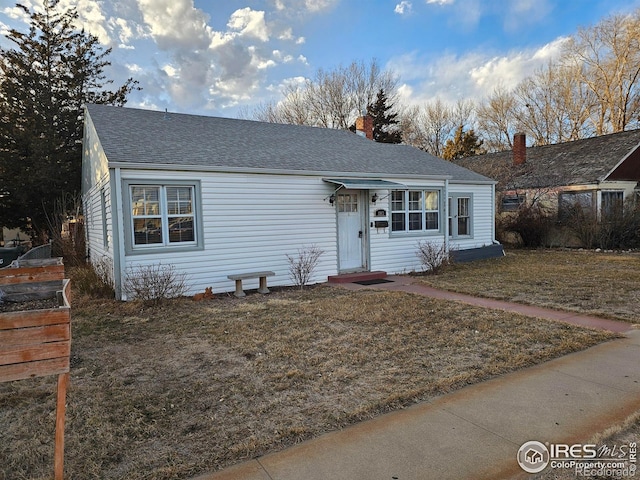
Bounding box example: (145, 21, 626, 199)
(1, 0, 639, 118)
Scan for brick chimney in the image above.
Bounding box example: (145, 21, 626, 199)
(355, 115, 374, 140)
(513, 132, 526, 166)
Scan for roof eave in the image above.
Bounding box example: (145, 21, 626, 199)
(108, 161, 465, 181)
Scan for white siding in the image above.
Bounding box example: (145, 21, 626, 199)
(448, 183, 496, 251)
(82, 114, 115, 283)
(84, 176, 112, 258)
(368, 181, 496, 274)
(120, 170, 338, 296)
(368, 180, 442, 274)
(91, 165, 495, 297)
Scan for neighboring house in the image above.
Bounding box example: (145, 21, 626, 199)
(454, 131, 640, 221)
(1, 227, 30, 248)
(82, 104, 502, 299)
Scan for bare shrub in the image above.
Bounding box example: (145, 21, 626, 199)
(562, 204, 598, 248)
(416, 240, 452, 275)
(597, 203, 640, 250)
(124, 263, 188, 304)
(500, 203, 554, 247)
(286, 245, 324, 289)
(563, 203, 640, 249)
(69, 257, 115, 298)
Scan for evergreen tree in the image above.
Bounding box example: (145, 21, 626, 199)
(0, 1, 138, 239)
(367, 89, 402, 143)
(442, 125, 486, 160)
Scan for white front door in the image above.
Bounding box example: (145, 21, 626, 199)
(337, 191, 365, 271)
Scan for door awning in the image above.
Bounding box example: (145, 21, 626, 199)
(322, 178, 408, 190)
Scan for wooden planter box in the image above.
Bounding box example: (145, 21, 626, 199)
(0, 258, 70, 480)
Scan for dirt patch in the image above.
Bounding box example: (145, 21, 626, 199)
(0, 297, 59, 312)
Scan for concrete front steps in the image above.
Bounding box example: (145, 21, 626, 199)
(327, 271, 387, 284)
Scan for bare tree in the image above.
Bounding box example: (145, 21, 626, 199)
(514, 64, 593, 146)
(476, 85, 518, 152)
(400, 98, 455, 156)
(253, 59, 397, 129)
(451, 98, 476, 131)
(563, 9, 640, 134)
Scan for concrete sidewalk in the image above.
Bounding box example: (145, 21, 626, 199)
(194, 279, 639, 480)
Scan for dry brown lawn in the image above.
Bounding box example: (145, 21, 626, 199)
(420, 248, 640, 323)
(0, 249, 633, 480)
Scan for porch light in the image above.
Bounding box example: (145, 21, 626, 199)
(371, 193, 378, 204)
(329, 194, 335, 205)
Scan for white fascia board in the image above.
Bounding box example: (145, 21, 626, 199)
(107, 161, 455, 181)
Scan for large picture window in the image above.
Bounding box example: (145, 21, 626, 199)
(391, 190, 440, 233)
(124, 180, 202, 254)
(558, 191, 594, 222)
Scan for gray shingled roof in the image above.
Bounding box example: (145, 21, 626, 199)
(454, 130, 640, 189)
(85, 104, 491, 183)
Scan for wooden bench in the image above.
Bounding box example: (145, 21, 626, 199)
(227, 271, 275, 297)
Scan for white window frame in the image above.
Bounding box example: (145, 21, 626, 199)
(448, 193, 474, 239)
(122, 179, 203, 255)
(390, 189, 442, 234)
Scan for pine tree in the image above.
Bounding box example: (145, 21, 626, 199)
(367, 89, 402, 143)
(0, 1, 139, 238)
(442, 125, 486, 160)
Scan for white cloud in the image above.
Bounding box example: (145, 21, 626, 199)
(279, 27, 294, 40)
(394, 1, 413, 15)
(227, 8, 269, 42)
(304, 0, 338, 12)
(137, 0, 212, 50)
(2, 0, 112, 44)
(426, 0, 454, 4)
(64, 0, 110, 44)
(389, 39, 567, 108)
(272, 0, 339, 14)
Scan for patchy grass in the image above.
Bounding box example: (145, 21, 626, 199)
(418, 248, 640, 323)
(0, 283, 617, 480)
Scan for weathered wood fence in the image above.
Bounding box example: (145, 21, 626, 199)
(0, 258, 71, 480)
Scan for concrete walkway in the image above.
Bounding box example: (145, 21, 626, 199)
(339, 275, 634, 333)
(194, 278, 639, 480)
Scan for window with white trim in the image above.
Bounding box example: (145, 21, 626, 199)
(448, 194, 473, 238)
(391, 190, 440, 233)
(125, 181, 201, 253)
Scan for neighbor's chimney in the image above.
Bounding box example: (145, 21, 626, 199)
(513, 132, 526, 166)
(356, 115, 374, 140)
